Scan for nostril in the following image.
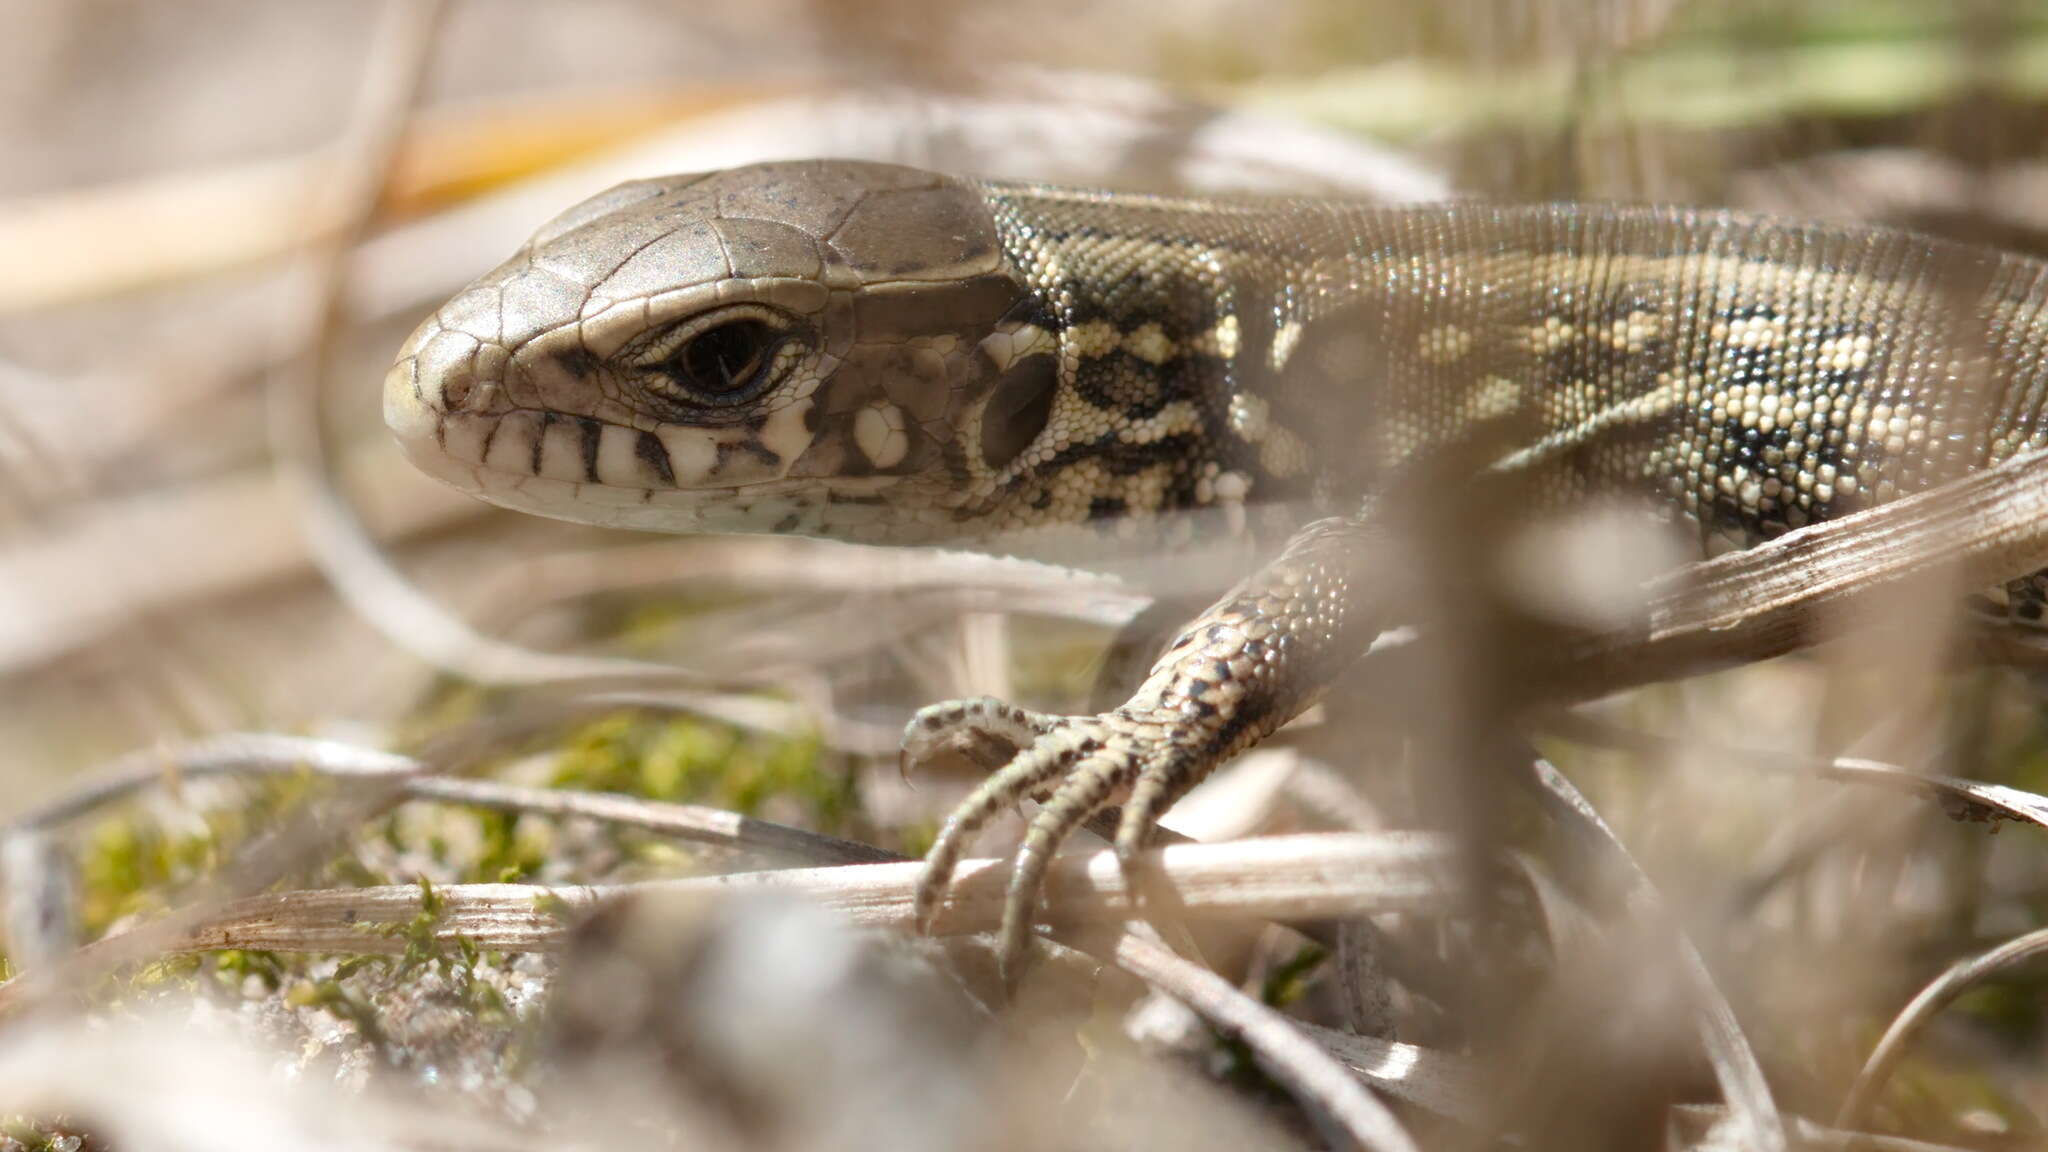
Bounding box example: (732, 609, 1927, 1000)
(441, 368, 474, 410)
(408, 317, 497, 416)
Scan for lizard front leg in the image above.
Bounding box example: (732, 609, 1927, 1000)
(906, 515, 1390, 980)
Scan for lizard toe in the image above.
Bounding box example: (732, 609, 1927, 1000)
(901, 696, 1055, 775)
(906, 702, 1211, 983)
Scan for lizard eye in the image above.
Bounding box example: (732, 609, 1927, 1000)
(629, 307, 798, 408)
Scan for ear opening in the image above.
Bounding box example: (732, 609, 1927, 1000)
(979, 355, 1059, 471)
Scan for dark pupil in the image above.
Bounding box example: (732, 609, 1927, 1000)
(678, 320, 773, 393)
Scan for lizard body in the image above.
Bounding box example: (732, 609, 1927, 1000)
(386, 160, 2048, 975)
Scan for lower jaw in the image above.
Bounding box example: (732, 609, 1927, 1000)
(442, 456, 961, 545)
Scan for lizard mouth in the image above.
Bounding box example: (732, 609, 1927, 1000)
(386, 370, 905, 535)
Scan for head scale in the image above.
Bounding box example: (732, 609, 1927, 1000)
(385, 159, 1072, 544)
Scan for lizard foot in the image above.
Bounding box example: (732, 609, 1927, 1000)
(905, 695, 1208, 983)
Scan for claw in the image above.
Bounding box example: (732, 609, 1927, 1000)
(907, 725, 1094, 935)
(902, 694, 1229, 989)
(1112, 757, 1197, 920)
(1114, 758, 1192, 865)
(995, 747, 1132, 983)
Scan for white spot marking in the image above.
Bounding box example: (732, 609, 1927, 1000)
(854, 402, 909, 469)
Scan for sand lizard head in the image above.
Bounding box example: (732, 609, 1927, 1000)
(385, 159, 1087, 544)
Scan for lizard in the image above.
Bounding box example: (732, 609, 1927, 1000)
(383, 158, 2048, 979)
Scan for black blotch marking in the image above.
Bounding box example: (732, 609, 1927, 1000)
(980, 355, 1058, 470)
(773, 513, 801, 532)
(1071, 353, 1182, 419)
(577, 417, 603, 482)
(1030, 489, 1053, 510)
(1103, 433, 1198, 476)
(559, 347, 601, 378)
(1715, 303, 1780, 324)
(1205, 705, 1258, 752)
(636, 431, 675, 485)
(1088, 496, 1126, 520)
(1014, 433, 1206, 510)
(715, 439, 782, 471)
(532, 412, 552, 475)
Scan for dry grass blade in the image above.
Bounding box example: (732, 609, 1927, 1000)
(1557, 442, 2048, 699)
(1299, 1020, 1489, 1123)
(53, 833, 1464, 960)
(1523, 757, 1787, 1152)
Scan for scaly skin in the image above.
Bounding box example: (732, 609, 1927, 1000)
(387, 160, 2048, 979)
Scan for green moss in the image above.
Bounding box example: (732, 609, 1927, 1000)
(1952, 977, 2048, 1049)
(213, 949, 290, 993)
(357, 878, 515, 1022)
(1261, 943, 1329, 1009)
(75, 775, 315, 939)
(0, 1119, 103, 1152)
(531, 889, 579, 922)
(384, 875, 451, 975)
(287, 974, 388, 1051)
(547, 711, 846, 834)
(471, 808, 547, 884)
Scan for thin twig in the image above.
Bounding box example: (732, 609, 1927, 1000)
(1554, 715, 2048, 832)
(3, 733, 893, 866)
(1104, 930, 1419, 1152)
(405, 776, 895, 866)
(1835, 925, 2048, 1131)
(1672, 1105, 1977, 1152)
